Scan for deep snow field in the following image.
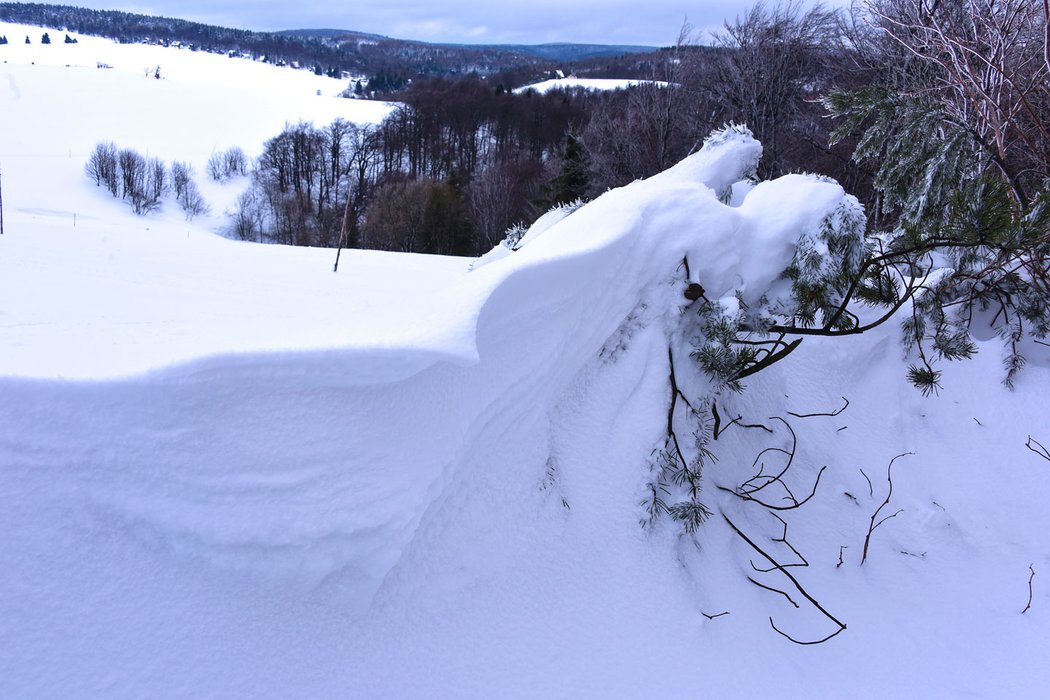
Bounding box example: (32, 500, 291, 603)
(2, 21, 1049, 699)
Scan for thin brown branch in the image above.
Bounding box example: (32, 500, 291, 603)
(862, 452, 913, 565)
(788, 396, 850, 419)
(740, 417, 797, 495)
(750, 513, 809, 572)
(1023, 564, 1036, 614)
(701, 610, 731, 620)
(873, 508, 905, 531)
(1026, 436, 1050, 462)
(667, 347, 680, 437)
(770, 617, 847, 646)
(721, 465, 827, 512)
(860, 468, 874, 497)
(724, 514, 847, 640)
(747, 576, 800, 608)
(771, 512, 809, 568)
(712, 401, 774, 440)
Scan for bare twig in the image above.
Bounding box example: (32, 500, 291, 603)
(1023, 564, 1036, 614)
(1027, 436, 1050, 462)
(770, 617, 847, 645)
(680, 255, 692, 280)
(787, 396, 849, 419)
(837, 545, 847, 568)
(724, 514, 846, 644)
(739, 417, 798, 495)
(701, 610, 731, 620)
(719, 415, 828, 512)
(720, 465, 827, 512)
(862, 453, 913, 565)
(860, 468, 874, 497)
(712, 401, 773, 440)
(667, 347, 681, 437)
(750, 513, 809, 572)
(748, 576, 800, 608)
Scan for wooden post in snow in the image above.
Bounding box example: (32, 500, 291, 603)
(333, 188, 353, 272)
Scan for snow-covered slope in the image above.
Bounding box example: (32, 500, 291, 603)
(514, 76, 668, 94)
(0, 21, 393, 252)
(2, 21, 1049, 700)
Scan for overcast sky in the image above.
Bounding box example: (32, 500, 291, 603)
(69, 1, 854, 47)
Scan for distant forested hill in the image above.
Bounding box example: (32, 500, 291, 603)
(0, 3, 663, 89)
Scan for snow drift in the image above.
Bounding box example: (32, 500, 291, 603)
(1, 127, 859, 600)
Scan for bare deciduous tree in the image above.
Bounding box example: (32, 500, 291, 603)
(361, 178, 430, 252)
(85, 142, 119, 196)
(708, 0, 841, 178)
(862, 0, 1050, 206)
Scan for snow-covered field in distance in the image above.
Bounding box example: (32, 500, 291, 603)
(514, 76, 669, 94)
(1, 21, 432, 378)
(2, 19, 1050, 700)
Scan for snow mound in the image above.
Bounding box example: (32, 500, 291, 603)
(0, 126, 860, 592)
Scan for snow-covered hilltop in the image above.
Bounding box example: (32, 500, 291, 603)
(2, 19, 1049, 700)
(514, 76, 669, 94)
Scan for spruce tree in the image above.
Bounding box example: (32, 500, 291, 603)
(548, 133, 590, 207)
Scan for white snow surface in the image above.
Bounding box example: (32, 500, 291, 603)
(514, 76, 669, 94)
(2, 23, 1050, 699)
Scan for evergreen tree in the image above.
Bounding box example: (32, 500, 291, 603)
(25, 35, 30, 44)
(547, 133, 590, 207)
(40, 32, 50, 45)
(822, 0, 1050, 392)
(421, 178, 473, 256)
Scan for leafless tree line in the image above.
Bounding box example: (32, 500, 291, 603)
(86, 142, 207, 218)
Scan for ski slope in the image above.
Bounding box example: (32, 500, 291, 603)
(2, 20, 1049, 700)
